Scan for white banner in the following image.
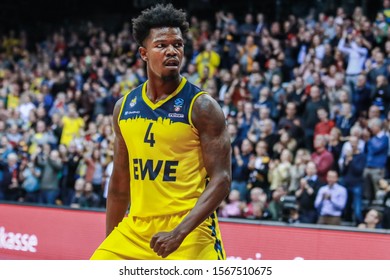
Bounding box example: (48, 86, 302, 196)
(0, 260, 388, 280)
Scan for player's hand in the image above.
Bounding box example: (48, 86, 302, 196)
(150, 231, 185, 258)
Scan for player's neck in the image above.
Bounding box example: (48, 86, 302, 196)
(146, 75, 182, 103)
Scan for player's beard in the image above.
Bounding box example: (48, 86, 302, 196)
(162, 72, 180, 82)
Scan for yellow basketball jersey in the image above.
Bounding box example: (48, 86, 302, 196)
(118, 77, 207, 217)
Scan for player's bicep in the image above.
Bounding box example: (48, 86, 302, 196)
(192, 94, 231, 180)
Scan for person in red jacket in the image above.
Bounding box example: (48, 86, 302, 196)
(314, 107, 334, 139)
(311, 134, 334, 182)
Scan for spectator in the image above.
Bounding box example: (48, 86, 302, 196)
(270, 74, 285, 118)
(367, 51, 387, 85)
(249, 107, 272, 141)
(227, 77, 251, 107)
(231, 138, 253, 201)
(84, 149, 104, 197)
(6, 123, 22, 148)
(287, 76, 307, 116)
(255, 87, 277, 120)
(195, 42, 220, 79)
(0, 136, 15, 161)
(79, 182, 101, 208)
(243, 187, 267, 219)
(238, 35, 259, 74)
(277, 102, 304, 147)
(101, 157, 113, 208)
(48, 92, 68, 118)
(268, 149, 293, 192)
(182, 63, 199, 85)
(37, 145, 63, 205)
(227, 122, 241, 150)
(289, 148, 311, 193)
(315, 170, 348, 225)
(264, 58, 282, 86)
(303, 85, 329, 151)
(295, 161, 323, 223)
(370, 74, 390, 118)
(335, 103, 356, 137)
(351, 74, 371, 119)
(266, 186, 287, 221)
(258, 118, 279, 158)
(338, 125, 365, 169)
(311, 135, 334, 182)
(247, 70, 265, 102)
(272, 131, 297, 161)
(368, 104, 382, 120)
(357, 209, 382, 229)
(70, 177, 86, 208)
(247, 140, 270, 197)
(61, 143, 82, 205)
(314, 107, 335, 139)
(363, 118, 389, 202)
(236, 101, 258, 143)
(220, 94, 237, 120)
(28, 120, 57, 155)
(217, 71, 233, 102)
(331, 88, 352, 121)
(49, 113, 63, 146)
(60, 104, 85, 147)
(17, 93, 36, 125)
(326, 127, 344, 173)
(341, 135, 366, 224)
(337, 30, 368, 88)
(0, 153, 21, 201)
(238, 13, 256, 43)
(381, 179, 390, 229)
(218, 189, 244, 218)
(254, 13, 267, 35)
(312, 34, 325, 60)
(19, 156, 41, 203)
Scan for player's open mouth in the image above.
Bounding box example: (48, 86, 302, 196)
(164, 59, 179, 68)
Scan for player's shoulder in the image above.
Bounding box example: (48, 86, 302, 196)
(193, 92, 221, 113)
(114, 82, 145, 111)
(192, 92, 225, 130)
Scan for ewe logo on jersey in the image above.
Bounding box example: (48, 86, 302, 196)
(133, 159, 178, 181)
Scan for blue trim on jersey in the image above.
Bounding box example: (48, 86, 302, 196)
(119, 80, 203, 125)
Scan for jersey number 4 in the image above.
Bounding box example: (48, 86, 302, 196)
(144, 123, 155, 147)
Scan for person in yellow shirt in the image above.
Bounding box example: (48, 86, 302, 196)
(60, 104, 85, 147)
(6, 83, 20, 110)
(119, 68, 139, 96)
(195, 42, 220, 79)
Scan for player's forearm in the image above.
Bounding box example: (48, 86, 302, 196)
(105, 177, 130, 236)
(106, 197, 129, 236)
(173, 174, 230, 238)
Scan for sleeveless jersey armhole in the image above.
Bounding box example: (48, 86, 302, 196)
(117, 91, 134, 124)
(188, 91, 206, 129)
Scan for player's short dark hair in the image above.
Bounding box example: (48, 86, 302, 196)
(132, 3, 189, 46)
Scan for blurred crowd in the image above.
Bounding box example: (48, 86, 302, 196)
(1, 2, 390, 230)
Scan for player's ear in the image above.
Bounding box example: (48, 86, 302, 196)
(139, 47, 148, 62)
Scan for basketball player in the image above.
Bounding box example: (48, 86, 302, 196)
(90, 4, 231, 260)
